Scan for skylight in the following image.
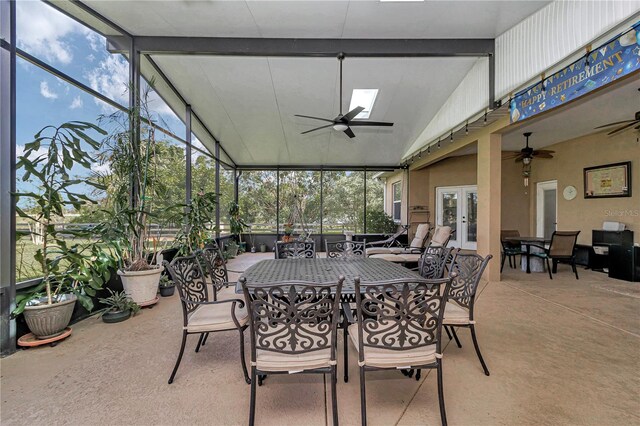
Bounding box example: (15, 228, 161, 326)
(349, 89, 379, 120)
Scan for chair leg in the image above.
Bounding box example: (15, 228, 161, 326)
(500, 253, 506, 272)
(546, 258, 553, 279)
(444, 325, 453, 341)
(239, 328, 251, 384)
(331, 366, 339, 426)
(249, 367, 257, 426)
(343, 321, 349, 383)
(359, 367, 367, 426)
(470, 324, 490, 376)
(195, 333, 205, 353)
(552, 259, 558, 274)
(437, 361, 447, 426)
(202, 332, 209, 346)
(415, 369, 421, 381)
(450, 327, 462, 348)
(168, 331, 188, 384)
(572, 261, 579, 280)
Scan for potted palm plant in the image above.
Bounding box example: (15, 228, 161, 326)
(227, 201, 246, 257)
(174, 191, 218, 256)
(13, 121, 113, 339)
(94, 88, 165, 305)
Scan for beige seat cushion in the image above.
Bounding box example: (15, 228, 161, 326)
(348, 323, 440, 368)
(443, 302, 470, 325)
(187, 303, 248, 333)
(256, 348, 333, 372)
(431, 226, 452, 247)
(399, 253, 421, 263)
(366, 247, 393, 256)
(369, 253, 406, 263)
(408, 223, 431, 249)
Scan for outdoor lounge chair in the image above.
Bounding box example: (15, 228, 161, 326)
(364, 224, 408, 248)
(369, 226, 452, 264)
(366, 223, 431, 256)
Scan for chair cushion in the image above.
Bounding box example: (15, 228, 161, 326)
(369, 253, 406, 263)
(408, 223, 430, 249)
(442, 302, 470, 326)
(255, 348, 333, 372)
(399, 253, 421, 263)
(366, 247, 393, 256)
(431, 226, 452, 247)
(348, 323, 439, 368)
(187, 303, 248, 333)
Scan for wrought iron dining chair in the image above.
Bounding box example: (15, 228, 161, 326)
(350, 276, 454, 426)
(164, 254, 250, 385)
(530, 231, 581, 280)
(275, 241, 316, 259)
(443, 252, 492, 376)
(201, 247, 231, 299)
(240, 277, 344, 426)
(326, 240, 366, 259)
(418, 246, 455, 279)
(500, 230, 525, 272)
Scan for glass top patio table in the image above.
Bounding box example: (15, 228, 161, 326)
(237, 258, 422, 294)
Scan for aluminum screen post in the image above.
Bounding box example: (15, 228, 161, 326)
(0, 0, 17, 356)
(215, 141, 220, 239)
(129, 37, 140, 209)
(185, 104, 192, 207)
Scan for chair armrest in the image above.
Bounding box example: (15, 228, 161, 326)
(341, 302, 355, 324)
(180, 297, 246, 308)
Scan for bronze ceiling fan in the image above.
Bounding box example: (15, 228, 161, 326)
(502, 132, 554, 163)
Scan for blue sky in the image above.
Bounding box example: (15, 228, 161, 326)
(15, 1, 190, 199)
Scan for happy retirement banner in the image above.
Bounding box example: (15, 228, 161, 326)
(510, 22, 640, 123)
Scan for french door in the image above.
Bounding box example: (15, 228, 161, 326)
(436, 185, 477, 250)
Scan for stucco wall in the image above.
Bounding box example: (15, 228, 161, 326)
(529, 131, 639, 244)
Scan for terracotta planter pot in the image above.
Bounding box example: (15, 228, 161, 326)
(118, 267, 163, 305)
(23, 294, 77, 339)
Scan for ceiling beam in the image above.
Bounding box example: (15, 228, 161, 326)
(107, 36, 494, 57)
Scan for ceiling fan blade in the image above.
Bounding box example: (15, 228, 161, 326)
(594, 119, 635, 129)
(533, 153, 554, 159)
(342, 106, 365, 122)
(502, 151, 521, 159)
(343, 127, 356, 139)
(295, 114, 335, 123)
(515, 156, 525, 163)
(607, 121, 639, 135)
(349, 121, 394, 127)
(533, 150, 555, 154)
(301, 124, 333, 135)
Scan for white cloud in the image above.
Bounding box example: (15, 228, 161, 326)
(16, 144, 48, 162)
(86, 55, 129, 110)
(16, 1, 84, 65)
(39, 81, 58, 99)
(70, 96, 83, 109)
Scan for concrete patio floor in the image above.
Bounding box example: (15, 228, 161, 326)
(1, 253, 639, 425)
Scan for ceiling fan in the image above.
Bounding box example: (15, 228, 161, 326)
(593, 89, 640, 136)
(295, 53, 394, 139)
(502, 132, 554, 164)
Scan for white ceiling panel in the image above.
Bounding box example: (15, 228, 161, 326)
(83, 0, 551, 39)
(153, 55, 477, 166)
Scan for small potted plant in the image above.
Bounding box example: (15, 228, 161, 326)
(158, 275, 175, 297)
(259, 243, 267, 253)
(98, 289, 140, 323)
(283, 223, 294, 243)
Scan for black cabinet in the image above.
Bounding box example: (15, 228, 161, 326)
(591, 230, 637, 282)
(609, 244, 640, 282)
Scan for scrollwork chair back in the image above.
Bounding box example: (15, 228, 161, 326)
(165, 254, 210, 318)
(353, 276, 453, 357)
(418, 247, 454, 279)
(325, 240, 366, 259)
(275, 241, 316, 259)
(447, 252, 492, 312)
(240, 278, 344, 362)
(200, 247, 229, 299)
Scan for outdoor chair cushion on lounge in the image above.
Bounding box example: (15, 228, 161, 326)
(367, 223, 430, 256)
(255, 348, 333, 372)
(430, 226, 452, 247)
(348, 323, 440, 368)
(186, 304, 249, 333)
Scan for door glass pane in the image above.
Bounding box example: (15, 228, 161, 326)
(543, 189, 556, 240)
(441, 192, 458, 237)
(466, 191, 478, 243)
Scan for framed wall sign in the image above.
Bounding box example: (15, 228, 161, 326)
(584, 161, 632, 198)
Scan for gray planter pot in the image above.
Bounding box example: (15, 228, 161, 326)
(23, 294, 77, 339)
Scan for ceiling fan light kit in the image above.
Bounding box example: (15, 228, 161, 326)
(295, 53, 394, 139)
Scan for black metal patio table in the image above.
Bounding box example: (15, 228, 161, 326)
(504, 236, 551, 274)
(236, 258, 422, 295)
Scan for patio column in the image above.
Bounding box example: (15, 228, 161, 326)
(477, 132, 502, 281)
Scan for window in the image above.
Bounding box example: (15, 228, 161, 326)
(392, 182, 402, 222)
(349, 89, 378, 119)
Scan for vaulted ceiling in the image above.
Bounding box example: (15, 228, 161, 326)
(76, 0, 553, 166)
